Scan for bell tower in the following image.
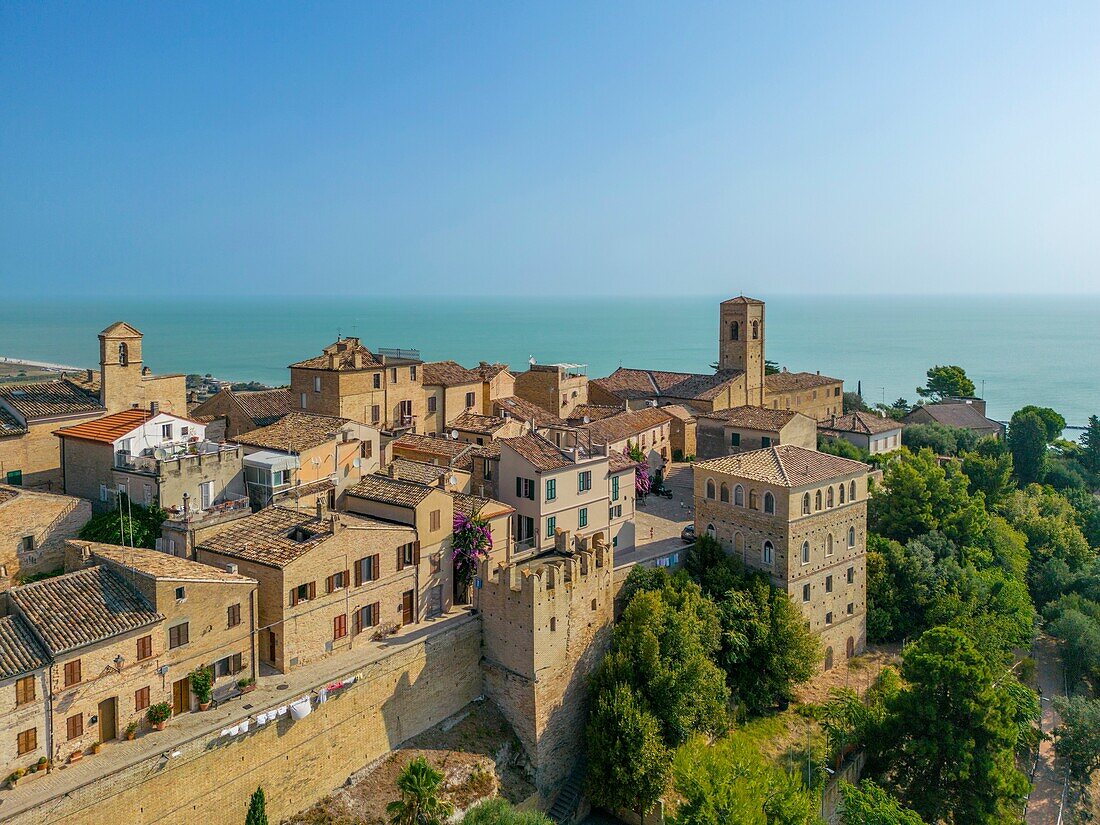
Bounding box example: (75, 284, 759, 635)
(718, 296, 765, 406)
(99, 322, 145, 412)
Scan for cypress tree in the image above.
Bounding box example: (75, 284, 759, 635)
(245, 786, 268, 825)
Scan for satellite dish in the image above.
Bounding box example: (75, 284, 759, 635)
(583, 416, 590, 424)
(353, 458, 361, 468)
(450, 430, 459, 440)
(311, 458, 320, 466)
(449, 474, 458, 487)
(153, 448, 167, 460)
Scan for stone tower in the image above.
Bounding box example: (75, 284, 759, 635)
(99, 322, 146, 413)
(718, 296, 765, 406)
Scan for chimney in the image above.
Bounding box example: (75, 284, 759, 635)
(150, 401, 159, 415)
(315, 498, 326, 521)
(86, 368, 94, 382)
(330, 513, 341, 532)
(225, 563, 238, 575)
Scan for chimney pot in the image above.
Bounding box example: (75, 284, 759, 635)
(226, 563, 238, 575)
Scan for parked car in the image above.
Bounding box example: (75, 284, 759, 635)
(680, 524, 696, 543)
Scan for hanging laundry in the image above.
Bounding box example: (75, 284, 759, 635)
(277, 705, 288, 716)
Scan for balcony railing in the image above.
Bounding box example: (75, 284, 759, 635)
(164, 495, 250, 522)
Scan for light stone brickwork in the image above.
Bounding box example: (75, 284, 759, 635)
(0, 669, 49, 773)
(514, 365, 589, 418)
(0, 485, 91, 584)
(717, 298, 765, 405)
(0, 415, 100, 492)
(479, 541, 614, 795)
(98, 324, 187, 416)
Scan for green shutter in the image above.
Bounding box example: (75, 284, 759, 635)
(546, 516, 556, 537)
(516, 477, 522, 497)
(579, 507, 588, 528)
(611, 476, 619, 500)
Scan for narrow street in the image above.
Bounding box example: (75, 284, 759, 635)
(1025, 634, 1068, 825)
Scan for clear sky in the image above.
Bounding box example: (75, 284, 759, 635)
(2, 2, 1098, 297)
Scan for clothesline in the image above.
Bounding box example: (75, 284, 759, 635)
(218, 672, 362, 739)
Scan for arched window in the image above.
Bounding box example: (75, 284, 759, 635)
(118, 342, 128, 366)
(815, 490, 822, 511)
(849, 480, 857, 501)
(848, 526, 856, 548)
(827, 487, 834, 508)
(826, 534, 834, 556)
(763, 491, 775, 514)
(801, 541, 809, 564)
(802, 493, 811, 515)
(763, 541, 774, 565)
(730, 321, 739, 341)
(706, 524, 716, 539)
(706, 479, 715, 499)
(749, 489, 758, 510)
(734, 532, 745, 559)
(720, 482, 730, 503)
(752, 320, 759, 340)
(839, 484, 846, 504)
(734, 484, 744, 506)
(825, 647, 834, 671)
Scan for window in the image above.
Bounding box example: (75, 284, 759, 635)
(847, 566, 855, 584)
(763, 541, 774, 565)
(410, 365, 417, 381)
(827, 487, 834, 508)
(801, 541, 810, 564)
(272, 469, 289, 486)
(17, 728, 36, 756)
(66, 714, 83, 741)
(734, 485, 744, 506)
(579, 508, 588, 528)
(749, 489, 758, 510)
(118, 342, 128, 365)
(136, 634, 153, 660)
(825, 612, 834, 626)
(706, 524, 716, 539)
(427, 396, 437, 413)
(720, 482, 730, 503)
(578, 471, 592, 493)
(161, 423, 173, 439)
(848, 527, 856, 548)
(363, 440, 373, 459)
(483, 458, 493, 480)
(546, 516, 556, 537)
(200, 480, 213, 509)
(550, 617, 558, 632)
(333, 614, 348, 640)
(706, 479, 716, 499)
(63, 660, 81, 687)
(465, 391, 476, 408)
(356, 554, 379, 585)
(849, 480, 857, 501)
(169, 623, 189, 649)
(300, 393, 307, 409)
(20, 535, 34, 555)
(839, 484, 846, 504)
(611, 475, 619, 501)
(372, 405, 381, 423)
(227, 603, 241, 628)
(390, 368, 398, 383)
(752, 320, 759, 339)
(730, 321, 739, 340)
(15, 675, 35, 706)
(356, 603, 380, 633)
(835, 387, 841, 396)
(401, 542, 416, 567)
(517, 477, 535, 500)
(815, 490, 822, 511)
(181, 426, 189, 437)
(826, 575, 833, 593)
(373, 373, 381, 389)
(546, 478, 557, 501)
(291, 581, 316, 605)
(730, 431, 741, 447)
(802, 493, 811, 515)
(100, 484, 109, 502)
(761, 436, 772, 448)
(135, 686, 150, 711)
(847, 602, 855, 615)
(175, 586, 186, 601)
(826, 534, 834, 556)
(763, 491, 774, 514)
(802, 584, 811, 602)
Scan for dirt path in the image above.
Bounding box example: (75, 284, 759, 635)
(1025, 634, 1068, 825)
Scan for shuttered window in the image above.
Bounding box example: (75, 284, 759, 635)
(333, 614, 348, 640)
(168, 623, 189, 649)
(15, 675, 35, 706)
(227, 603, 241, 628)
(63, 660, 81, 687)
(66, 714, 83, 741)
(136, 634, 153, 660)
(16, 728, 36, 755)
(135, 686, 150, 711)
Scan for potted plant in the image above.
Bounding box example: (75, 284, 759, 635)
(147, 702, 172, 731)
(236, 677, 256, 694)
(190, 667, 214, 711)
(125, 721, 138, 741)
(36, 757, 48, 772)
(89, 741, 102, 755)
(7, 769, 24, 788)
(69, 749, 83, 763)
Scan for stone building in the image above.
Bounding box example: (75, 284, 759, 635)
(446, 412, 527, 445)
(819, 411, 903, 455)
(0, 484, 91, 585)
(590, 368, 750, 414)
(903, 399, 1005, 440)
(694, 445, 869, 667)
(390, 432, 476, 470)
(196, 504, 426, 672)
(696, 407, 817, 460)
(492, 395, 565, 434)
(189, 388, 295, 439)
(0, 614, 50, 774)
(763, 370, 844, 421)
(514, 363, 589, 419)
(573, 406, 675, 470)
(473, 363, 516, 412)
(97, 322, 187, 416)
(55, 409, 245, 515)
(289, 338, 426, 434)
(0, 380, 105, 490)
(478, 539, 614, 796)
(421, 361, 484, 436)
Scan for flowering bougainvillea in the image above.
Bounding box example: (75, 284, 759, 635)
(452, 510, 493, 595)
(625, 445, 651, 495)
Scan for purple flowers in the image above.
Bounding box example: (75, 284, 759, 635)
(452, 511, 493, 589)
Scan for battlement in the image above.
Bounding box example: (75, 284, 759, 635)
(479, 532, 612, 603)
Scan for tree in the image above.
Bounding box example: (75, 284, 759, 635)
(1009, 408, 1052, 485)
(961, 448, 1015, 510)
(78, 495, 167, 549)
(452, 510, 493, 598)
(586, 683, 671, 821)
(1080, 415, 1100, 477)
(386, 757, 454, 825)
(839, 781, 925, 825)
(916, 365, 975, 402)
(902, 423, 962, 456)
(765, 359, 780, 376)
(843, 391, 869, 414)
(1013, 405, 1066, 442)
(245, 787, 269, 825)
(874, 627, 1031, 824)
(461, 799, 554, 824)
(817, 436, 866, 461)
(670, 734, 819, 825)
(1052, 696, 1100, 783)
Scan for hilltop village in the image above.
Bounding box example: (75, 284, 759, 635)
(0, 296, 1016, 824)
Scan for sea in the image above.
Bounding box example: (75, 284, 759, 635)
(1, 295, 1097, 428)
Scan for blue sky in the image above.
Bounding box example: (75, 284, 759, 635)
(2, 2, 1098, 297)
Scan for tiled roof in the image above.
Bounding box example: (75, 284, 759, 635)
(422, 360, 481, 387)
(608, 450, 640, 473)
(823, 410, 901, 435)
(0, 485, 19, 505)
(593, 368, 744, 402)
(721, 295, 765, 305)
(582, 407, 674, 445)
(904, 403, 1002, 431)
(271, 476, 337, 504)
(289, 338, 381, 371)
(700, 406, 802, 431)
(54, 408, 156, 444)
(100, 321, 142, 337)
(655, 403, 699, 422)
(494, 396, 563, 427)
(449, 412, 508, 435)
(451, 492, 514, 520)
(504, 433, 574, 472)
(389, 458, 448, 485)
(10, 567, 162, 655)
(234, 412, 350, 453)
(392, 432, 473, 460)
(470, 441, 503, 459)
(765, 371, 842, 393)
(474, 362, 510, 381)
(347, 474, 438, 508)
(696, 445, 868, 487)
(0, 615, 49, 680)
(74, 541, 257, 583)
(0, 405, 27, 437)
(567, 404, 623, 424)
(197, 506, 344, 567)
(0, 379, 104, 421)
(233, 389, 295, 425)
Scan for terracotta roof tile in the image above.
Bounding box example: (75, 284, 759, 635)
(0, 379, 104, 421)
(346, 474, 438, 508)
(392, 432, 473, 460)
(493, 396, 563, 427)
(503, 433, 574, 472)
(422, 360, 481, 387)
(0, 615, 49, 680)
(582, 407, 673, 445)
(823, 410, 901, 435)
(231, 389, 295, 426)
(234, 412, 351, 453)
(10, 567, 162, 655)
(567, 404, 624, 424)
(608, 450, 640, 473)
(389, 458, 449, 485)
(54, 408, 157, 444)
(474, 363, 510, 381)
(0, 406, 27, 437)
(74, 541, 257, 583)
(904, 403, 1002, 431)
(448, 412, 509, 435)
(720, 295, 765, 305)
(594, 368, 744, 402)
(289, 338, 381, 371)
(699, 406, 803, 430)
(765, 371, 842, 393)
(197, 506, 375, 568)
(696, 445, 868, 488)
(451, 492, 514, 520)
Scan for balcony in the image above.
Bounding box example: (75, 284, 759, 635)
(115, 441, 239, 473)
(163, 494, 251, 524)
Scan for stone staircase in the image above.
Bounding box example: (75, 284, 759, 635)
(548, 769, 585, 824)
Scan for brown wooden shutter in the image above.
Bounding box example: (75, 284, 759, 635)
(372, 602, 380, 625)
(354, 560, 363, 587)
(354, 608, 362, 635)
(326, 575, 334, 593)
(290, 588, 298, 607)
(372, 554, 380, 581)
(413, 541, 421, 565)
(397, 546, 404, 571)
(308, 581, 316, 600)
(343, 569, 349, 587)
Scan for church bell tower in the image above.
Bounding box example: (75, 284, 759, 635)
(718, 296, 765, 406)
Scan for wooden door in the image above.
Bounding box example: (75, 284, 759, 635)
(98, 697, 117, 741)
(172, 677, 190, 715)
(401, 590, 415, 625)
(267, 629, 278, 663)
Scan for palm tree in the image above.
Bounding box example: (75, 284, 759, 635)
(386, 756, 454, 825)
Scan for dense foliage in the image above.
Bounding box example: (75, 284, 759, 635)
(245, 786, 269, 825)
(452, 510, 493, 594)
(387, 757, 454, 825)
(916, 365, 975, 401)
(839, 781, 925, 825)
(461, 799, 554, 824)
(78, 495, 166, 549)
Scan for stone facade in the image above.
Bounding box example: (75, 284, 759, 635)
(98, 323, 187, 416)
(514, 364, 589, 419)
(0, 485, 91, 584)
(718, 297, 765, 406)
(696, 410, 817, 461)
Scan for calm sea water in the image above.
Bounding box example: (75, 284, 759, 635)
(1, 295, 1097, 426)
